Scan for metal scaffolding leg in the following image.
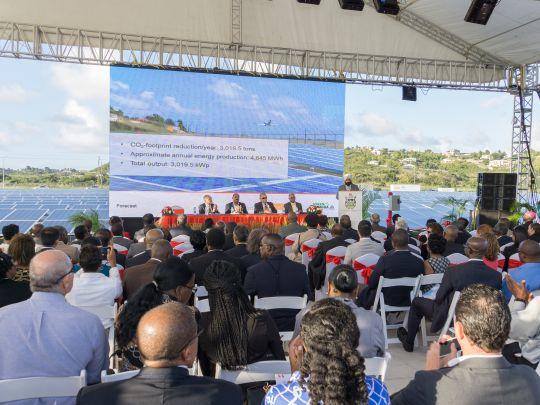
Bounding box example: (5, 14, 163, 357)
(510, 65, 537, 204)
(231, 0, 242, 45)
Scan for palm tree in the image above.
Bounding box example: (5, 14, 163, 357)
(68, 209, 105, 232)
(362, 189, 381, 219)
(433, 197, 471, 222)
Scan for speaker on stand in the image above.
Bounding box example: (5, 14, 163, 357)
(476, 173, 517, 226)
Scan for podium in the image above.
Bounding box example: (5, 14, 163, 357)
(338, 190, 363, 229)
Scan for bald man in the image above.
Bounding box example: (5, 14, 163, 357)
(502, 240, 540, 301)
(398, 236, 502, 352)
(77, 302, 241, 405)
(0, 250, 108, 391)
(123, 239, 173, 300)
(126, 228, 165, 268)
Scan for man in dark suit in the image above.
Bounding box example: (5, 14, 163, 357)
(397, 237, 502, 352)
(198, 194, 219, 214)
(253, 192, 277, 214)
(283, 193, 303, 214)
(244, 233, 313, 331)
(189, 228, 246, 285)
(442, 224, 465, 256)
(168, 214, 193, 238)
(339, 215, 359, 241)
(370, 213, 387, 233)
(494, 221, 512, 247)
(358, 229, 424, 310)
(392, 285, 540, 405)
(77, 302, 242, 405)
(335, 173, 360, 199)
(308, 224, 350, 291)
(111, 223, 133, 250)
(126, 229, 165, 268)
(181, 230, 206, 263)
(123, 240, 172, 300)
(226, 225, 249, 258)
(133, 213, 155, 242)
(224, 193, 248, 214)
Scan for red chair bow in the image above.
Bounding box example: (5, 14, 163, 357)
(326, 254, 344, 265)
(284, 238, 295, 247)
(353, 261, 375, 284)
(301, 244, 317, 258)
(507, 259, 523, 269)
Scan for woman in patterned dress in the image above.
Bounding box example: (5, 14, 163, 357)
(264, 298, 390, 405)
(422, 233, 451, 295)
(8, 234, 35, 282)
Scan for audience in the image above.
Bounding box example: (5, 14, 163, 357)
(54, 225, 80, 263)
(504, 274, 540, 369)
(95, 228, 127, 269)
(442, 224, 465, 256)
(370, 212, 386, 233)
(78, 302, 242, 405)
(340, 214, 359, 241)
(358, 229, 424, 309)
(83, 219, 94, 235)
(37, 226, 60, 253)
(126, 228, 164, 267)
(294, 265, 384, 358)
(199, 261, 285, 376)
(189, 228, 246, 285)
(383, 218, 419, 252)
(240, 228, 268, 268)
(278, 211, 307, 238)
(344, 220, 384, 265)
(454, 217, 471, 245)
(111, 222, 133, 250)
(117, 256, 196, 370)
(397, 237, 502, 352)
(528, 223, 540, 243)
(201, 217, 215, 233)
(244, 233, 312, 330)
(133, 213, 155, 242)
(0, 250, 108, 389)
(264, 299, 390, 405)
(181, 230, 207, 262)
(502, 240, 540, 301)
(169, 213, 193, 238)
(288, 213, 327, 262)
(70, 224, 90, 250)
(123, 239, 172, 300)
(223, 221, 236, 250)
(29, 223, 44, 246)
(0, 252, 31, 308)
(422, 234, 450, 293)
(66, 245, 122, 325)
(317, 214, 330, 233)
(308, 223, 350, 292)
(502, 225, 528, 272)
(476, 225, 500, 270)
(494, 221, 512, 247)
(226, 224, 249, 257)
(392, 285, 540, 404)
(523, 210, 537, 229)
(8, 233, 35, 282)
(0, 223, 19, 253)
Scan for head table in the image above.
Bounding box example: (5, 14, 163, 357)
(186, 213, 308, 231)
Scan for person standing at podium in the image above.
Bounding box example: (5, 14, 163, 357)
(198, 195, 219, 215)
(254, 192, 277, 214)
(336, 173, 360, 199)
(224, 193, 248, 214)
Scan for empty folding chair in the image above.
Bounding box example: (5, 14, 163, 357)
(364, 351, 392, 382)
(215, 360, 291, 384)
(438, 291, 461, 340)
(254, 295, 308, 344)
(353, 253, 380, 285)
(446, 253, 468, 265)
(372, 276, 421, 348)
(0, 370, 87, 403)
(301, 238, 322, 270)
(371, 231, 387, 243)
(284, 233, 300, 257)
(416, 273, 445, 346)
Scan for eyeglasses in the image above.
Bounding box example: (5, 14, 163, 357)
(261, 197, 267, 200)
(180, 285, 198, 294)
(54, 268, 73, 284)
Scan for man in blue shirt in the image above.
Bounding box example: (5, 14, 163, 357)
(0, 250, 109, 404)
(503, 240, 540, 301)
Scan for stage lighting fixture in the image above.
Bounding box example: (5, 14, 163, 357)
(402, 86, 417, 102)
(373, 0, 400, 15)
(464, 0, 498, 25)
(339, 0, 365, 11)
(296, 0, 321, 4)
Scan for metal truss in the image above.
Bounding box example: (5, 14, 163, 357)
(231, 0, 242, 45)
(510, 65, 537, 204)
(0, 21, 518, 91)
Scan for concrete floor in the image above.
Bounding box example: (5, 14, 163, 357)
(384, 344, 428, 394)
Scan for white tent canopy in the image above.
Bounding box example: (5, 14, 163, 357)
(0, 0, 538, 86)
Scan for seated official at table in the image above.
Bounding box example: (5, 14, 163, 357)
(224, 193, 248, 214)
(198, 194, 219, 215)
(283, 193, 303, 214)
(254, 192, 277, 214)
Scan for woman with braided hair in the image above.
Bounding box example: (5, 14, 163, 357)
(198, 260, 285, 376)
(264, 298, 389, 405)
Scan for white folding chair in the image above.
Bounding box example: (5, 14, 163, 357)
(321, 231, 332, 240)
(345, 238, 357, 244)
(284, 233, 300, 256)
(372, 276, 421, 348)
(446, 253, 468, 265)
(364, 351, 392, 382)
(195, 298, 210, 313)
(416, 273, 445, 346)
(500, 242, 513, 253)
(508, 253, 523, 269)
(254, 295, 308, 345)
(215, 360, 291, 384)
(170, 234, 191, 247)
(195, 285, 208, 298)
(371, 231, 387, 242)
(408, 244, 421, 255)
(101, 369, 139, 383)
(438, 291, 461, 340)
(353, 253, 380, 285)
(113, 243, 128, 256)
(325, 245, 347, 276)
(173, 242, 193, 257)
(301, 238, 322, 270)
(0, 370, 87, 402)
(78, 303, 117, 369)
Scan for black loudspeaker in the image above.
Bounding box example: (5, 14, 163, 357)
(402, 86, 417, 101)
(374, 0, 400, 15)
(297, 0, 321, 3)
(477, 172, 517, 211)
(339, 0, 364, 10)
(465, 0, 497, 25)
(478, 209, 512, 227)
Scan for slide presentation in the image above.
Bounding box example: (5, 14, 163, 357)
(109, 66, 345, 216)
